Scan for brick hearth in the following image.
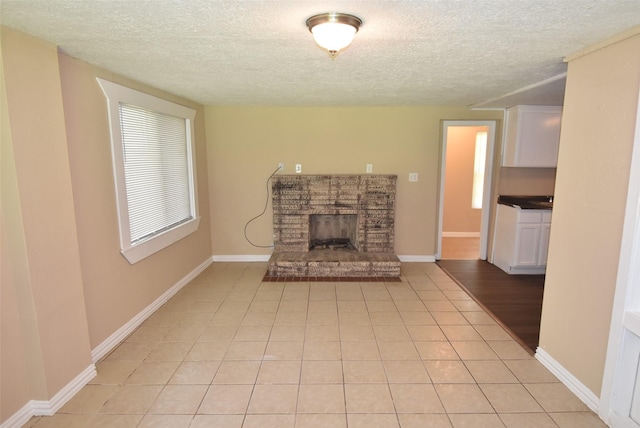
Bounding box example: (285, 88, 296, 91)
(268, 175, 400, 278)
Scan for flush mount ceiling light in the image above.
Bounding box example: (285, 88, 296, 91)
(306, 12, 362, 59)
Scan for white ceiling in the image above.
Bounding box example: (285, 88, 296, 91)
(2, 0, 639, 108)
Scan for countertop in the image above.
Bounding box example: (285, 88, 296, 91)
(498, 195, 553, 210)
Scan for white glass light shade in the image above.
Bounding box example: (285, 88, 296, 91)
(306, 13, 362, 58)
(311, 22, 357, 52)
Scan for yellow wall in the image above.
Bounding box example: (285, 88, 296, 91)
(539, 31, 640, 396)
(205, 106, 502, 257)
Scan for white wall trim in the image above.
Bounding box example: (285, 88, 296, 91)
(398, 255, 436, 262)
(469, 73, 567, 110)
(0, 403, 33, 428)
(565, 26, 640, 62)
(608, 411, 635, 428)
(91, 256, 213, 363)
(32, 364, 97, 416)
(2, 257, 212, 427)
(212, 255, 271, 262)
(2, 252, 438, 428)
(536, 347, 600, 412)
(599, 86, 640, 426)
(437, 120, 497, 261)
(442, 231, 481, 238)
(0, 364, 96, 428)
(0, 401, 33, 428)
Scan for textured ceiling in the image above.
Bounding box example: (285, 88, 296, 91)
(1, 0, 639, 107)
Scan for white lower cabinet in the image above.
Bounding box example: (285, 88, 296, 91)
(493, 204, 551, 274)
(537, 222, 552, 266)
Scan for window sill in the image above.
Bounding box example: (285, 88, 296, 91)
(121, 217, 200, 264)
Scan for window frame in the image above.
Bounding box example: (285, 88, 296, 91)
(471, 131, 487, 210)
(97, 78, 200, 264)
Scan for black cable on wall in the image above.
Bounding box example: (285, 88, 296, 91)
(243, 165, 281, 248)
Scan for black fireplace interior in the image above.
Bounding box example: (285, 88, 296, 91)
(309, 214, 357, 251)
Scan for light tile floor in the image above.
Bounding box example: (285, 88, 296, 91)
(26, 262, 607, 428)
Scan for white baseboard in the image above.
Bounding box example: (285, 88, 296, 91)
(32, 364, 97, 416)
(0, 364, 96, 428)
(607, 412, 631, 428)
(0, 402, 32, 428)
(1, 251, 442, 428)
(398, 255, 437, 262)
(535, 347, 600, 412)
(442, 231, 481, 238)
(2, 257, 213, 428)
(212, 255, 271, 262)
(91, 256, 213, 363)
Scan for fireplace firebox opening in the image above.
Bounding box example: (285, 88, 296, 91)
(309, 214, 357, 251)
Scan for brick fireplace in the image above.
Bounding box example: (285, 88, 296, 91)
(267, 175, 401, 278)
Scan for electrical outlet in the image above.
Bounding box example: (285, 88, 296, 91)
(278, 162, 284, 171)
(366, 164, 373, 173)
(295, 164, 302, 174)
(409, 173, 419, 182)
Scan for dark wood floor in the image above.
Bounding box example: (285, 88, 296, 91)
(436, 260, 545, 353)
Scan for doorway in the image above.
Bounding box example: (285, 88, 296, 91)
(599, 88, 640, 425)
(437, 121, 496, 260)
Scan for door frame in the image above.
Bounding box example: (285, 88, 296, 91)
(599, 88, 640, 425)
(437, 120, 497, 260)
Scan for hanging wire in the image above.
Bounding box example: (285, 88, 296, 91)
(243, 165, 281, 248)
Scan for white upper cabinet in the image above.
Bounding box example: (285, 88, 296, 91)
(502, 105, 563, 167)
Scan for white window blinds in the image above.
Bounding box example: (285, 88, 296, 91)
(119, 103, 193, 244)
(98, 77, 199, 264)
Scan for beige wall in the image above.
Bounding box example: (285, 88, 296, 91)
(1, 26, 212, 424)
(539, 32, 640, 396)
(498, 167, 557, 196)
(14, 15, 637, 423)
(58, 54, 213, 349)
(1, 27, 92, 419)
(1, 32, 34, 420)
(205, 107, 503, 257)
(443, 126, 485, 233)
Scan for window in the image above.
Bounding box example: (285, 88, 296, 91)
(98, 78, 199, 264)
(471, 131, 487, 209)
